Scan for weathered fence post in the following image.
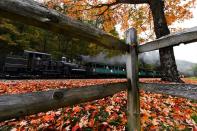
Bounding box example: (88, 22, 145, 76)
(125, 28, 140, 131)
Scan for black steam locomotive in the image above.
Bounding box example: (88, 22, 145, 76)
(0, 50, 87, 78)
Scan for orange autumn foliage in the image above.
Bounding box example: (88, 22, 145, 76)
(44, 0, 196, 41)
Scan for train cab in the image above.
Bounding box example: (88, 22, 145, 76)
(24, 50, 52, 74)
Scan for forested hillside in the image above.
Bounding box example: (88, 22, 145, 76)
(0, 18, 119, 60)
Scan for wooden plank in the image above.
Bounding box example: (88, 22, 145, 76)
(125, 28, 140, 131)
(138, 27, 197, 53)
(0, 0, 128, 52)
(140, 83, 197, 100)
(0, 82, 127, 122)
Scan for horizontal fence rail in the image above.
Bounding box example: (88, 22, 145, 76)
(0, 0, 128, 52)
(138, 27, 197, 53)
(0, 82, 127, 122)
(140, 83, 197, 100)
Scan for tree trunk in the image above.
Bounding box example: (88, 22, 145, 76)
(149, 0, 183, 82)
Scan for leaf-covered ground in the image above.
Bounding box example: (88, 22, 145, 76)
(0, 79, 196, 131)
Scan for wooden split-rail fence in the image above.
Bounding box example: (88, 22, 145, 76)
(0, 0, 197, 130)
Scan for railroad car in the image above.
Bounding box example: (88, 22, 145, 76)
(85, 62, 160, 78)
(85, 62, 126, 78)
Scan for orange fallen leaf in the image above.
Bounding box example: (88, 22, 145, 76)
(72, 123, 80, 131)
(73, 106, 81, 113)
(88, 118, 95, 127)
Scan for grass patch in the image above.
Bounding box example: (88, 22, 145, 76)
(191, 115, 197, 123)
(187, 77, 197, 80)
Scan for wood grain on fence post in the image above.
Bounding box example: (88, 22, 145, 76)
(125, 28, 140, 131)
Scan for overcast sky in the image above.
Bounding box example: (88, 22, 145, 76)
(173, 7, 197, 63)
